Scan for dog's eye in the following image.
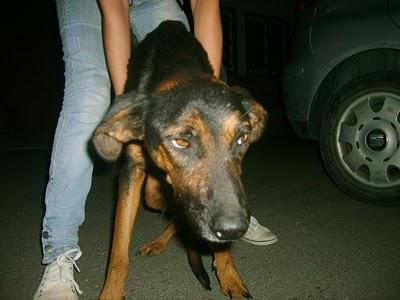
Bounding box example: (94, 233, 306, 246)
(237, 133, 249, 145)
(171, 139, 190, 149)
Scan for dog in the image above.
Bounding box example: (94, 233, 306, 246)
(93, 20, 267, 300)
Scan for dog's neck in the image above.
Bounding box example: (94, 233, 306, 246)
(125, 21, 214, 95)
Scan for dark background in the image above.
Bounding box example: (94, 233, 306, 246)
(2, 2, 63, 137)
(1, 0, 296, 145)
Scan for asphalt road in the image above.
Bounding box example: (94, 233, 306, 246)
(1, 135, 400, 300)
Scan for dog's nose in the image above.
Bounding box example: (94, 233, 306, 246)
(210, 215, 249, 241)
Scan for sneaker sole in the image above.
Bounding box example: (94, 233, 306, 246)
(240, 236, 278, 246)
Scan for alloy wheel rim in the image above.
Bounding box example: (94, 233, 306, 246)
(334, 91, 400, 188)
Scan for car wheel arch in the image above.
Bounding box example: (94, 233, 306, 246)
(308, 48, 400, 139)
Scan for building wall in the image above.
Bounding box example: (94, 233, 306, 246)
(221, 0, 297, 75)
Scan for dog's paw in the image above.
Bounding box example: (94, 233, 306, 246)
(220, 275, 252, 300)
(214, 265, 252, 300)
(136, 240, 167, 256)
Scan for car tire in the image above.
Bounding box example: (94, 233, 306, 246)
(320, 72, 400, 206)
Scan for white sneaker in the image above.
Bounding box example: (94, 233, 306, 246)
(33, 249, 83, 300)
(241, 216, 278, 246)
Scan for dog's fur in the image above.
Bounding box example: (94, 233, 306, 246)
(93, 20, 267, 300)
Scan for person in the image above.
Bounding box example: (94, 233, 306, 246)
(33, 0, 277, 299)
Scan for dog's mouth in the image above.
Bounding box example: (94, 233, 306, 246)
(175, 196, 249, 244)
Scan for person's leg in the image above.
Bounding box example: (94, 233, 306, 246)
(34, 0, 110, 298)
(42, 0, 111, 264)
(129, 0, 190, 42)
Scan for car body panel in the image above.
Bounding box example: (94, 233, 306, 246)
(388, 0, 400, 27)
(283, 0, 400, 139)
(283, 7, 332, 138)
(312, 0, 400, 68)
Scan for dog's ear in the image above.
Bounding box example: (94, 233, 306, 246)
(231, 85, 268, 143)
(93, 91, 148, 161)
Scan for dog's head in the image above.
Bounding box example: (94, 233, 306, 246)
(93, 78, 267, 243)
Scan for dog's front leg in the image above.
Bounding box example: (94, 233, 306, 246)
(213, 248, 252, 300)
(137, 221, 176, 256)
(99, 146, 146, 300)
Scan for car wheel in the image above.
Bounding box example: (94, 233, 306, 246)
(320, 72, 400, 206)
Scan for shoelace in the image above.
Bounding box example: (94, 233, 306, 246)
(55, 249, 83, 295)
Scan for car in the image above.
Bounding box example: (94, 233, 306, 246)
(282, 0, 400, 206)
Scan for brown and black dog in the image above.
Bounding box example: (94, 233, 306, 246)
(93, 20, 267, 300)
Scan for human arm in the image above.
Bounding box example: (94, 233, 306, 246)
(190, 0, 222, 78)
(98, 0, 131, 96)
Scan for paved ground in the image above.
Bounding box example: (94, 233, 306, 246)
(1, 133, 400, 300)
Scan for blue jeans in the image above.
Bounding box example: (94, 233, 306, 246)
(42, 0, 189, 264)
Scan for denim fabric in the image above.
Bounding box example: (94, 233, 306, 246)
(42, 0, 188, 264)
(129, 0, 189, 41)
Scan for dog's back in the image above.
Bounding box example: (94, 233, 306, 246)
(126, 20, 214, 94)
